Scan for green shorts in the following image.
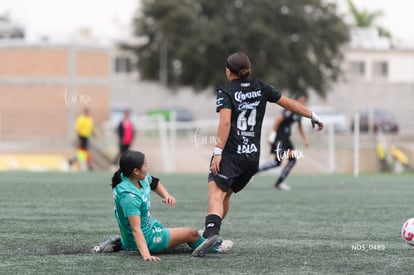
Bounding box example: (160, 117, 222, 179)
(146, 218, 170, 253)
(121, 218, 170, 253)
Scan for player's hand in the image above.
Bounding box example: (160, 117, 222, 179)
(143, 255, 161, 261)
(162, 195, 176, 206)
(211, 155, 222, 176)
(311, 112, 324, 131)
(303, 140, 309, 148)
(312, 121, 324, 131)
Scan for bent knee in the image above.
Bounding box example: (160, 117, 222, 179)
(190, 229, 199, 238)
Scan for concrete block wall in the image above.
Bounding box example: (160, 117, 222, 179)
(0, 44, 110, 140)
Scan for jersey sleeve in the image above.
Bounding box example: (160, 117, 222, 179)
(142, 174, 154, 190)
(120, 192, 141, 217)
(145, 174, 152, 184)
(264, 83, 282, 103)
(216, 87, 232, 113)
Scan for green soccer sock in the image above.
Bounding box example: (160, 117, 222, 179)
(189, 236, 204, 249)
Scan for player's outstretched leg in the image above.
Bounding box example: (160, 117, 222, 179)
(195, 229, 233, 254)
(258, 158, 281, 172)
(275, 158, 296, 190)
(92, 235, 122, 253)
(191, 234, 223, 257)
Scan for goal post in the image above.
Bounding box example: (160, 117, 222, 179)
(353, 112, 360, 177)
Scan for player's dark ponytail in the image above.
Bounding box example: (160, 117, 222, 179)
(111, 150, 145, 189)
(226, 52, 252, 79)
(111, 169, 122, 188)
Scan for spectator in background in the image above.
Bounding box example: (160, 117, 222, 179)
(113, 110, 135, 165)
(76, 107, 94, 151)
(69, 107, 94, 171)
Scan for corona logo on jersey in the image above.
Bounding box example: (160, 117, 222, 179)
(234, 90, 261, 102)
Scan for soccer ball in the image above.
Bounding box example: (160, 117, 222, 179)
(401, 218, 414, 246)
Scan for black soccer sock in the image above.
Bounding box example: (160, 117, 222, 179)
(275, 158, 296, 186)
(203, 214, 222, 238)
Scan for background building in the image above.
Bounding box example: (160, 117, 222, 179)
(0, 27, 413, 173)
(0, 42, 110, 140)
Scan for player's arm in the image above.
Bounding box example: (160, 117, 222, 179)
(276, 95, 323, 131)
(216, 108, 231, 148)
(128, 215, 160, 261)
(149, 176, 176, 205)
(297, 120, 309, 147)
(153, 180, 176, 206)
(212, 108, 231, 175)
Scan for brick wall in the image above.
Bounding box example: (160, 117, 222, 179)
(0, 48, 68, 77)
(76, 50, 109, 77)
(0, 44, 110, 140)
(0, 86, 67, 139)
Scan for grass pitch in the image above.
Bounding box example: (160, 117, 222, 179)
(0, 172, 413, 274)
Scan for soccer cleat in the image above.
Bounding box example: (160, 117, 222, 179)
(216, 240, 233, 253)
(191, 234, 222, 257)
(92, 235, 122, 253)
(275, 182, 291, 191)
(196, 230, 232, 254)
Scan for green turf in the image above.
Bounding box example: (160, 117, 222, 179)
(1, 171, 414, 274)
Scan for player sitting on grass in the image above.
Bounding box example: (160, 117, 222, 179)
(92, 150, 233, 261)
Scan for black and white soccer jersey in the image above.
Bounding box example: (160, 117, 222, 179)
(276, 110, 302, 139)
(216, 78, 281, 162)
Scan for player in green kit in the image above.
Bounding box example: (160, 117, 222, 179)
(94, 150, 233, 261)
(192, 52, 324, 257)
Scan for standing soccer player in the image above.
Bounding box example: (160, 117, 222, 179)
(69, 107, 94, 171)
(113, 109, 135, 165)
(257, 94, 309, 190)
(192, 52, 324, 257)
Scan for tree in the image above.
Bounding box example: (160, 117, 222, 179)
(0, 12, 25, 39)
(346, 0, 391, 39)
(124, 0, 349, 97)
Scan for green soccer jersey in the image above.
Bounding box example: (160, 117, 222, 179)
(113, 173, 164, 251)
(216, 78, 282, 161)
